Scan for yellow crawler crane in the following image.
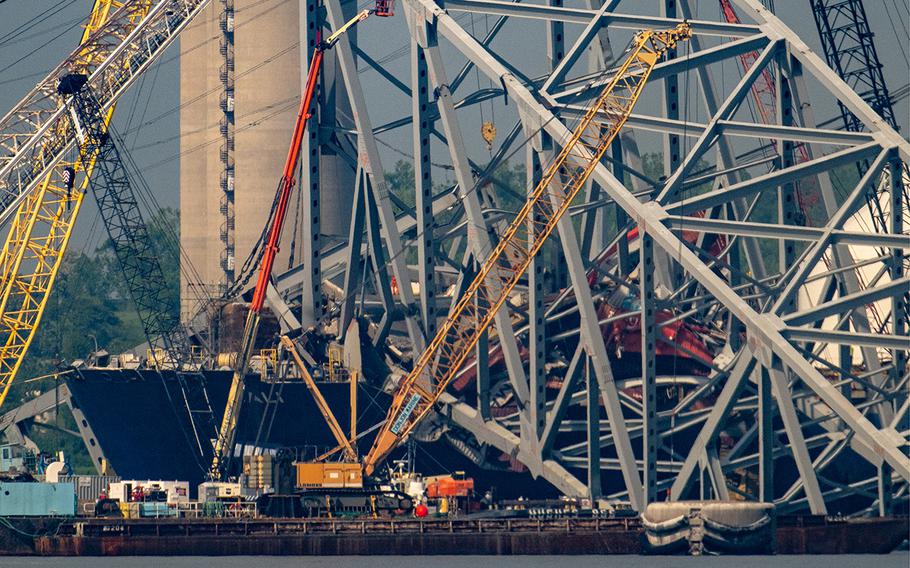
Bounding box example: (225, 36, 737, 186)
(363, 24, 692, 475)
(0, 1, 153, 409)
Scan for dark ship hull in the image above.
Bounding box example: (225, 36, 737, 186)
(63, 369, 557, 499)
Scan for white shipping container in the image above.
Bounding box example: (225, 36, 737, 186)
(108, 480, 190, 504)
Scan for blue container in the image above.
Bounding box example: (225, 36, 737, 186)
(139, 502, 176, 518)
(0, 482, 76, 516)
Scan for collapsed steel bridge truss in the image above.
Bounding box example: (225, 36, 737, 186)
(0, 0, 906, 516)
(276, 0, 908, 515)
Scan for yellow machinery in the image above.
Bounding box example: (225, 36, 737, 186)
(0, 1, 153, 409)
(280, 335, 358, 463)
(363, 24, 692, 475)
(296, 462, 363, 489)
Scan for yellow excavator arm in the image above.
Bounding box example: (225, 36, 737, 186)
(363, 24, 692, 475)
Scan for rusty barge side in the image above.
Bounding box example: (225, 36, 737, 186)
(4, 516, 905, 556)
(33, 518, 641, 556)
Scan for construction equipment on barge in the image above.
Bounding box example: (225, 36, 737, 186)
(0, 0, 907, 523)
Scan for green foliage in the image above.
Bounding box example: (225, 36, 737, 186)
(386, 160, 417, 210)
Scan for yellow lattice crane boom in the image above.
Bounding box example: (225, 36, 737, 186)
(0, 1, 214, 411)
(363, 24, 692, 475)
(0, 1, 154, 410)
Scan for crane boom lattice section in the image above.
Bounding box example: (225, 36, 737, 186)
(0, 0, 154, 410)
(364, 24, 691, 474)
(0, 0, 211, 227)
(68, 87, 216, 459)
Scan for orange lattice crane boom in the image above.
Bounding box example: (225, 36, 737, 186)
(363, 23, 692, 475)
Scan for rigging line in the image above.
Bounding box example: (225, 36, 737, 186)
(469, 13, 486, 130)
(128, 58, 163, 151)
(138, 100, 299, 171)
(0, 0, 70, 46)
(666, 4, 696, 476)
(0, 13, 84, 75)
(129, 94, 299, 151)
(121, 43, 301, 137)
(287, 170, 303, 271)
(118, 41, 300, 140)
(117, 0, 304, 138)
(890, 0, 909, 36)
(224, 179, 285, 300)
(107, 124, 211, 298)
(122, 62, 152, 148)
(374, 136, 454, 170)
(0, 14, 85, 48)
(130, 171, 208, 298)
(882, 0, 909, 67)
(251, 364, 286, 454)
(0, 69, 48, 87)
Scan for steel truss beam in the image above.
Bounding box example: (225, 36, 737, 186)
(218, 0, 910, 514)
(332, 0, 908, 512)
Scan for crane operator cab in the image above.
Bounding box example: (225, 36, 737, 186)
(374, 0, 394, 17)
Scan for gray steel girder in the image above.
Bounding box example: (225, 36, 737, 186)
(406, 0, 910, 491)
(325, 0, 426, 353)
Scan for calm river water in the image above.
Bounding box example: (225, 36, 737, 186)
(3, 555, 909, 568)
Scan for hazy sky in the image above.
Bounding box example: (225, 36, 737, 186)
(0, 0, 907, 253)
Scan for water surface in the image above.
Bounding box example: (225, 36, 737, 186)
(4, 555, 909, 568)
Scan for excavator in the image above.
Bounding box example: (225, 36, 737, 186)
(211, 9, 690, 516)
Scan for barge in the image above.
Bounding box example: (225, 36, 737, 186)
(0, 515, 904, 556)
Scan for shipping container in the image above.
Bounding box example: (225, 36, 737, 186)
(0, 482, 75, 516)
(58, 475, 120, 503)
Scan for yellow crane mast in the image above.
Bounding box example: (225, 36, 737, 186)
(363, 24, 692, 475)
(0, 1, 154, 410)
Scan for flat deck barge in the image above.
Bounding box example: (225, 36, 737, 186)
(1, 516, 904, 556)
(35, 518, 640, 556)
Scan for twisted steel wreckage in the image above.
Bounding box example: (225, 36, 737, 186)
(0, 0, 907, 517)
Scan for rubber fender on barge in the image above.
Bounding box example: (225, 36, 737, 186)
(642, 501, 774, 555)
